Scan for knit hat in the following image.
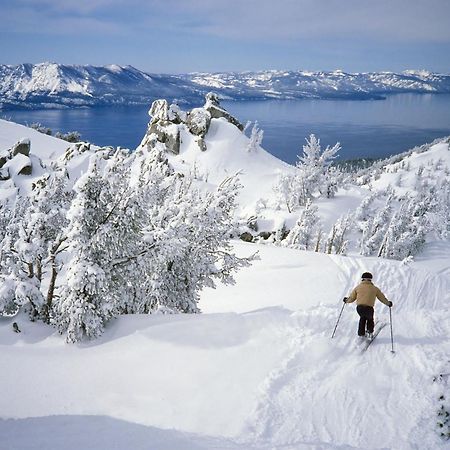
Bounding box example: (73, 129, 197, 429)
(361, 272, 373, 280)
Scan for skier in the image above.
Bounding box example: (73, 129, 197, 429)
(343, 272, 392, 338)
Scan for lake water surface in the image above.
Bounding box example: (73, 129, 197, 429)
(3, 94, 450, 164)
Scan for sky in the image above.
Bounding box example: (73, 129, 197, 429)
(1, 0, 450, 74)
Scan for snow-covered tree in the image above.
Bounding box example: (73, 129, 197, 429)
(379, 195, 429, 260)
(284, 200, 322, 251)
(53, 144, 253, 342)
(325, 213, 353, 255)
(360, 195, 394, 256)
(297, 134, 341, 201)
(55, 157, 117, 342)
(0, 198, 44, 318)
(273, 172, 300, 213)
(246, 121, 264, 152)
(273, 134, 341, 211)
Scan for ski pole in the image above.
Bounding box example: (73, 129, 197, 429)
(389, 305, 395, 353)
(331, 300, 346, 339)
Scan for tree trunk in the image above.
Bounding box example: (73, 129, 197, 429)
(44, 252, 59, 324)
(36, 258, 42, 282)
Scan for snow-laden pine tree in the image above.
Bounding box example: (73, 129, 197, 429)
(274, 134, 341, 211)
(428, 180, 450, 239)
(138, 171, 251, 314)
(325, 213, 353, 255)
(0, 197, 45, 319)
(360, 194, 394, 256)
(273, 173, 299, 213)
(297, 134, 341, 202)
(354, 193, 377, 224)
(54, 143, 252, 342)
(284, 200, 322, 251)
(0, 164, 77, 321)
(378, 195, 428, 260)
(55, 155, 117, 342)
(246, 121, 264, 152)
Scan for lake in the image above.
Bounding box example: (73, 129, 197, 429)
(3, 94, 450, 164)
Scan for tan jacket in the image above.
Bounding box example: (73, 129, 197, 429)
(346, 280, 390, 307)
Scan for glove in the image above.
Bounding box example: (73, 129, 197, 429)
(388, 301, 393, 307)
(343, 297, 348, 303)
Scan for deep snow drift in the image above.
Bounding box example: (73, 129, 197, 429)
(1, 113, 450, 449)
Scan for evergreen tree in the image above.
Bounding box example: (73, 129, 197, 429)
(246, 121, 264, 152)
(325, 213, 353, 255)
(284, 200, 322, 251)
(55, 156, 118, 342)
(360, 195, 394, 256)
(273, 134, 341, 211)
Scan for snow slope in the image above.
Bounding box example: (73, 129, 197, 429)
(169, 117, 294, 214)
(1, 243, 449, 449)
(369, 141, 450, 196)
(0, 118, 69, 162)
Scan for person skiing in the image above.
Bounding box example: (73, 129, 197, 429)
(343, 272, 392, 338)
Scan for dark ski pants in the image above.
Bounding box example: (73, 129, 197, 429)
(356, 305, 374, 336)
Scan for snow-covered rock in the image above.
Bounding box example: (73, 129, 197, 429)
(139, 95, 293, 215)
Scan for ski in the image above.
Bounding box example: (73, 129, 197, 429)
(361, 322, 387, 352)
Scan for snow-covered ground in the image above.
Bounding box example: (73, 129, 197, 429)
(1, 243, 449, 449)
(1, 116, 450, 449)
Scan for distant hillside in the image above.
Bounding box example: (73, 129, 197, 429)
(0, 63, 204, 109)
(1, 63, 450, 109)
(182, 69, 450, 100)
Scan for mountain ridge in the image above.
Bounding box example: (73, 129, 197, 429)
(1, 62, 450, 110)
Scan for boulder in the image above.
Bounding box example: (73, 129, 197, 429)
(258, 231, 272, 240)
(149, 99, 169, 123)
(146, 122, 181, 155)
(240, 232, 254, 242)
(0, 167, 10, 181)
(12, 139, 31, 157)
(204, 92, 244, 131)
(168, 104, 187, 124)
(186, 108, 211, 137)
(146, 100, 182, 154)
(6, 153, 32, 176)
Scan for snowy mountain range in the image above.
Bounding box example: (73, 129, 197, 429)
(1, 63, 450, 109)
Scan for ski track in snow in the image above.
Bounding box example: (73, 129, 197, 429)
(240, 254, 450, 450)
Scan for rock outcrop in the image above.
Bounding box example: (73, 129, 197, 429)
(11, 139, 31, 157)
(141, 93, 243, 154)
(0, 139, 33, 179)
(204, 93, 244, 131)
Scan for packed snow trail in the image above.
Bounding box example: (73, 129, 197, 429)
(227, 250, 450, 450)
